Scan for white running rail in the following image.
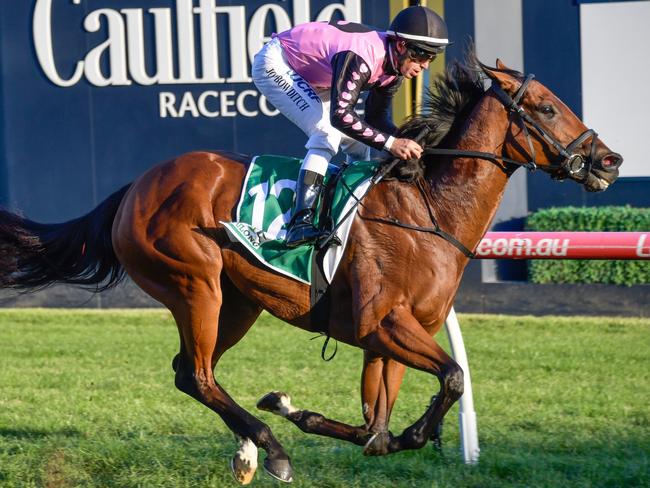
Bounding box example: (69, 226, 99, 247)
(444, 307, 480, 464)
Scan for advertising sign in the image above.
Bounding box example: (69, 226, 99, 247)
(0, 1, 389, 220)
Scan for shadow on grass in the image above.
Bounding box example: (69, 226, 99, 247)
(2, 427, 648, 487)
(276, 432, 650, 488)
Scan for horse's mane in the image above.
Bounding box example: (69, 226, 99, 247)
(382, 51, 508, 181)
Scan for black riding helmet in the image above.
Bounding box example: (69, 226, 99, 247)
(386, 5, 450, 54)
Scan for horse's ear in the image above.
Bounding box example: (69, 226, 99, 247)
(496, 59, 510, 71)
(482, 61, 519, 94)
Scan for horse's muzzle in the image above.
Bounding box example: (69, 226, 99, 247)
(600, 152, 623, 171)
(584, 152, 623, 192)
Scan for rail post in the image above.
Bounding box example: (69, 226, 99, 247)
(444, 306, 480, 464)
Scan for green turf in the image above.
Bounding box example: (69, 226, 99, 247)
(0, 309, 648, 487)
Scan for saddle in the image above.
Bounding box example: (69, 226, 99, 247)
(221, 155, 380, 337)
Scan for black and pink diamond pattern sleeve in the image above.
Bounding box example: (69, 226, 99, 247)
(329, 51, 391, 151)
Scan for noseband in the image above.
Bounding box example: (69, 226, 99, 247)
(491, 74, 599, 182)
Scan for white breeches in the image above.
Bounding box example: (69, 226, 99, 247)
(252, 38, 372, 175)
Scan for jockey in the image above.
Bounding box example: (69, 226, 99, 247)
(252, 6, 450, 247)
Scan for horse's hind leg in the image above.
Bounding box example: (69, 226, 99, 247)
(257, 391, 371, 446)
(169, 277, 293, 484)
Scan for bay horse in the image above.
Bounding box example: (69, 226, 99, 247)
(0, 56, 622, 484)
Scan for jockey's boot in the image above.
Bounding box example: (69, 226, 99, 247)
(285, 169, 324, 248)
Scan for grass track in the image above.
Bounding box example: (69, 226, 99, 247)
(0, 309, 648, 487)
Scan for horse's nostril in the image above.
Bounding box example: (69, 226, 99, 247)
(601, 153, 623, 170)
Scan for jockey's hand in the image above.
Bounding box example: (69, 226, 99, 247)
(389, 138, 423, 160)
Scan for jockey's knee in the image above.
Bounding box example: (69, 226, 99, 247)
(301, 149, 332, 175)
(341, 137, 372, 162)
(306, 131, 340, 157)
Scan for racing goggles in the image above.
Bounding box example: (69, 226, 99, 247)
(406, 43, 444, 63)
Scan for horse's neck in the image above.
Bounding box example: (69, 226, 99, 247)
(427, 93, 512, 254)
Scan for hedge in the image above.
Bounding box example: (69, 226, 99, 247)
(525, 206, 650, 286)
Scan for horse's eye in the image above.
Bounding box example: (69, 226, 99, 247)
(538, 104, 555, 117)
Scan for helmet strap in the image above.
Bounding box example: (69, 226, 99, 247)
(386, 40, 401, 75)
(392, 40, 411, 73)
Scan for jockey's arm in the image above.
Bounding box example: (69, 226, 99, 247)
(329, 52, 422, 160)
(329, 51, 392, 151)
(364, 77, 402, 135)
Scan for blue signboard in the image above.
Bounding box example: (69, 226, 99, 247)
(0, 0, 389, 221)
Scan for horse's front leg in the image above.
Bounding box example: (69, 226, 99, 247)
(359, 351, 407, 455)
(356, 305, 463, 455)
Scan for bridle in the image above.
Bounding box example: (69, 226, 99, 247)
(490, 74, 599, 182)
(319, 73, 603, 257)
(422, 74, 600, 182)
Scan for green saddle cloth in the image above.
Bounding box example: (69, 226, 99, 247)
(221, 155, 380, 284)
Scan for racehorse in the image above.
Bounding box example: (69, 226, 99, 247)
(0, 55, 622, 484)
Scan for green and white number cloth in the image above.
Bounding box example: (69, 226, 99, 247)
(222, 155, 380, 284)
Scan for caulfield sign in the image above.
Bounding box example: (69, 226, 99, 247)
(33, 0, 362, 118)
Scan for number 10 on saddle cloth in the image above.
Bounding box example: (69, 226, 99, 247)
(221, 155, 379, 284)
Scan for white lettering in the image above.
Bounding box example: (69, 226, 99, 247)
(176, 0, 198, 83)
(636, 234, 650, 257)
(159, 92, 177, 117)
(237, 90, 259, 117)
(220, 90, 237, 117)
(33, 0, 84, 87)
(552, 239, 570, 257)
(316, 0, 362, 22)
(178, 91, 200, 117)
(149, 8, 175, 84)
(84, 9, 131, 86)
(247, 4, 292, 65)
(158, 89, 282, 118)
(122, 8, 157, 85)
(198, 91, 220, 117)
(536, 238, 552, 256)
(293, 0, 311, 25)
(35, 0, 364, 88)
(492, 238, 508, 256)
(510, 238, 532, 256)
(266, 179, 297, 240)
(194, 0, 222, 83)
(247, 180, 295, 239)
(219, 6, 251, 83)
(475, 238, 492, 256)
(248, 182, 270, 231)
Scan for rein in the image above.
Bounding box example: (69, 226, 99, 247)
(358, 178, 476, 258)
(318, 73, 600, 257)
(422, 74, 599, 180)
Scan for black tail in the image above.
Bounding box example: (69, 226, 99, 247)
(0, 184, 132, 291)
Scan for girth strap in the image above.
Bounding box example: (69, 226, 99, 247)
(358, 178, 476, 259)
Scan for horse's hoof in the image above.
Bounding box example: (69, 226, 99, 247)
(263, 456, 293, 483)
(256, 391, 297, 418)
(230, 438, 258, 485)
(363, 431, 392, 456)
